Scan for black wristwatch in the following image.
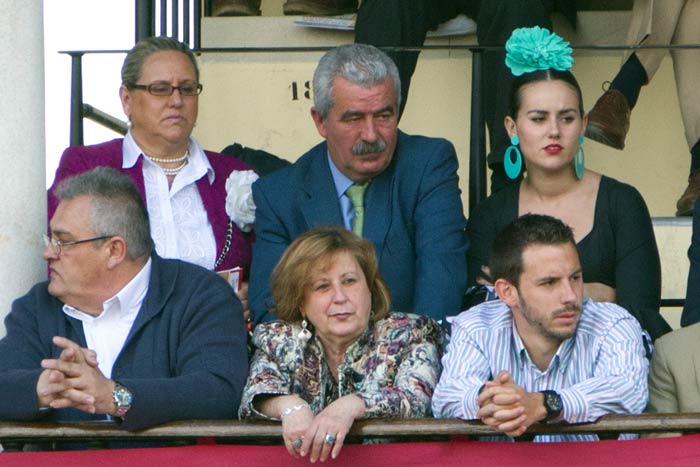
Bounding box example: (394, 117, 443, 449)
(540, 390, 562, 422)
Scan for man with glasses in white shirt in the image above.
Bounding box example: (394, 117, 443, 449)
(0, 167, 248, 430)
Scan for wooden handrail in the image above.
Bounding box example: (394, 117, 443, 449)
(1, 414, 699, 443)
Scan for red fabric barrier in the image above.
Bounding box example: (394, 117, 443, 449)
(2, 435, 700, 466)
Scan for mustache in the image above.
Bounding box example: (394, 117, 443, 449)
(554, 304, 581, 316)
(352, 137, 387, 155)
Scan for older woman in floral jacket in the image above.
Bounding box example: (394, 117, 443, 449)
(239, 226, 442, 462)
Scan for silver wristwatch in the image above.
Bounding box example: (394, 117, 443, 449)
(112, 382, 133, 418)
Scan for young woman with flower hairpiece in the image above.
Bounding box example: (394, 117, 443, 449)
(467, 27, 671, 340)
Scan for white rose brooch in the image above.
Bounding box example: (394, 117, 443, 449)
(225, 169, 259, 233)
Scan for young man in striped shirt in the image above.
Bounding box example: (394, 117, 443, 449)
(433, 214, 649, 441)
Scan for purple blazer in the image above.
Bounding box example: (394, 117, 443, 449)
(47, 138, 253, 274)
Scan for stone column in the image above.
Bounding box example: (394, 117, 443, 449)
(0, 0, 46, 335)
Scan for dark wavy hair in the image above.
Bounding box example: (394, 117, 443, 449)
(508, 68, 585, 118)
(490, 214, 575, 287)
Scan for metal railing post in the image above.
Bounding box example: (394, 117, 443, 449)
(194, 0, 202, 48)
(468, 48, 486, 215)
(135, 0, 155, 42)
(69, 52, 85, 146)
(160, 0, 168, 35)
(171, 0, 179, 37)
(183, 0, 191, 44)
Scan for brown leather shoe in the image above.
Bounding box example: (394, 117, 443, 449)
(585, 88, 631, 150)
(283, 0, 358, 16)
(676, 172, 700, 216)
(211, 0, 261, 16)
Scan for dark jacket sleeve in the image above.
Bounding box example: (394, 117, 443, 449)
(410, 139, 468, 320)
(0, 286, 55, 420)
(609, 181, 670, 340)
(248, 177, 288, 324)
(682, 199, 700, 326)
(116, 267, 249, 431)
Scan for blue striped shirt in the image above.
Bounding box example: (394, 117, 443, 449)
(432, 299, 649, 442)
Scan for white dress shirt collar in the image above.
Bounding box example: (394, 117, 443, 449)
(122, 130, 215, 185)
(62, 258, 152, 378)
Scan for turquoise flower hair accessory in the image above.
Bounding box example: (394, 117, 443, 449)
(505, 26, 573, 76)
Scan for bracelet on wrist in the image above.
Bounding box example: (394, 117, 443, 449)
(281, 402, 310, 420)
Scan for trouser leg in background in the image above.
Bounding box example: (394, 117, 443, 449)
(586, 0, 670, 150)
(667, 0, 700, 154)
(664, 0, 700, 214)
(355, 0, 463, 120)
(475, 0, 558, 192)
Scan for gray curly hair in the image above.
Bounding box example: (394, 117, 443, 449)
(312, 43, 401, 119)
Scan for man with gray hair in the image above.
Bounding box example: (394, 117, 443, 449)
(0, 167, 248, 430)
(249, 43, 467, 324)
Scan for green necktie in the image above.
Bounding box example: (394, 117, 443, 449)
(346, 183, 368, 237)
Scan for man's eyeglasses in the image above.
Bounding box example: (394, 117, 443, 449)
(130, 82, 203, 96)
(43, 234, 113, 255)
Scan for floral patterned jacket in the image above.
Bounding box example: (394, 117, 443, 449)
(239, 312, 442, 420)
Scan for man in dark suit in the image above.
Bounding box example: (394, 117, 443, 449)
(249, 43, 468, 324)
(0, 168, 248, 431)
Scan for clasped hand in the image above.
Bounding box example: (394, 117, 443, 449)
(36, 336, 116, 415)
(476, 371, 546, 437)
(282, 394, 364, 463)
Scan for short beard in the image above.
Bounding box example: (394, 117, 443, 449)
(352, 137, 387, 155)
(518, 297, 581, 341)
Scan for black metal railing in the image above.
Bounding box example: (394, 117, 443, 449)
(61, 43, 700, 216)
(135, 0, 201, 48)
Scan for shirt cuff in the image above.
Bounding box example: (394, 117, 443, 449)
(463, 385, 483, 419)
(558, 387, 589, 424)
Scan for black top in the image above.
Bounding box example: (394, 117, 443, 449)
(467, 175, 671, 340)
(682, 198, 700, 326)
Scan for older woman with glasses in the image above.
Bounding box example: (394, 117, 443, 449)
(47, 36, 254, 314)
(239, 226, 442, 462)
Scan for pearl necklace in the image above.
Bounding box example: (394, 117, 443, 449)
(145, 150, 189, 176)
(160, 159, 188, 176)
(145, 150, 189, 164)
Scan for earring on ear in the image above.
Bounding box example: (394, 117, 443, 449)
(504, 135, 523, 179)
(575, 135, 585, 180)
(298, 318, 312, 346)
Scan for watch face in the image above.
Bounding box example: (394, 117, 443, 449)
(114, 386, 133, 406)
(544, 391, 562, 415)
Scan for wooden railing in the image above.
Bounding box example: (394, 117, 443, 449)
(1, 413, 699, 449)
